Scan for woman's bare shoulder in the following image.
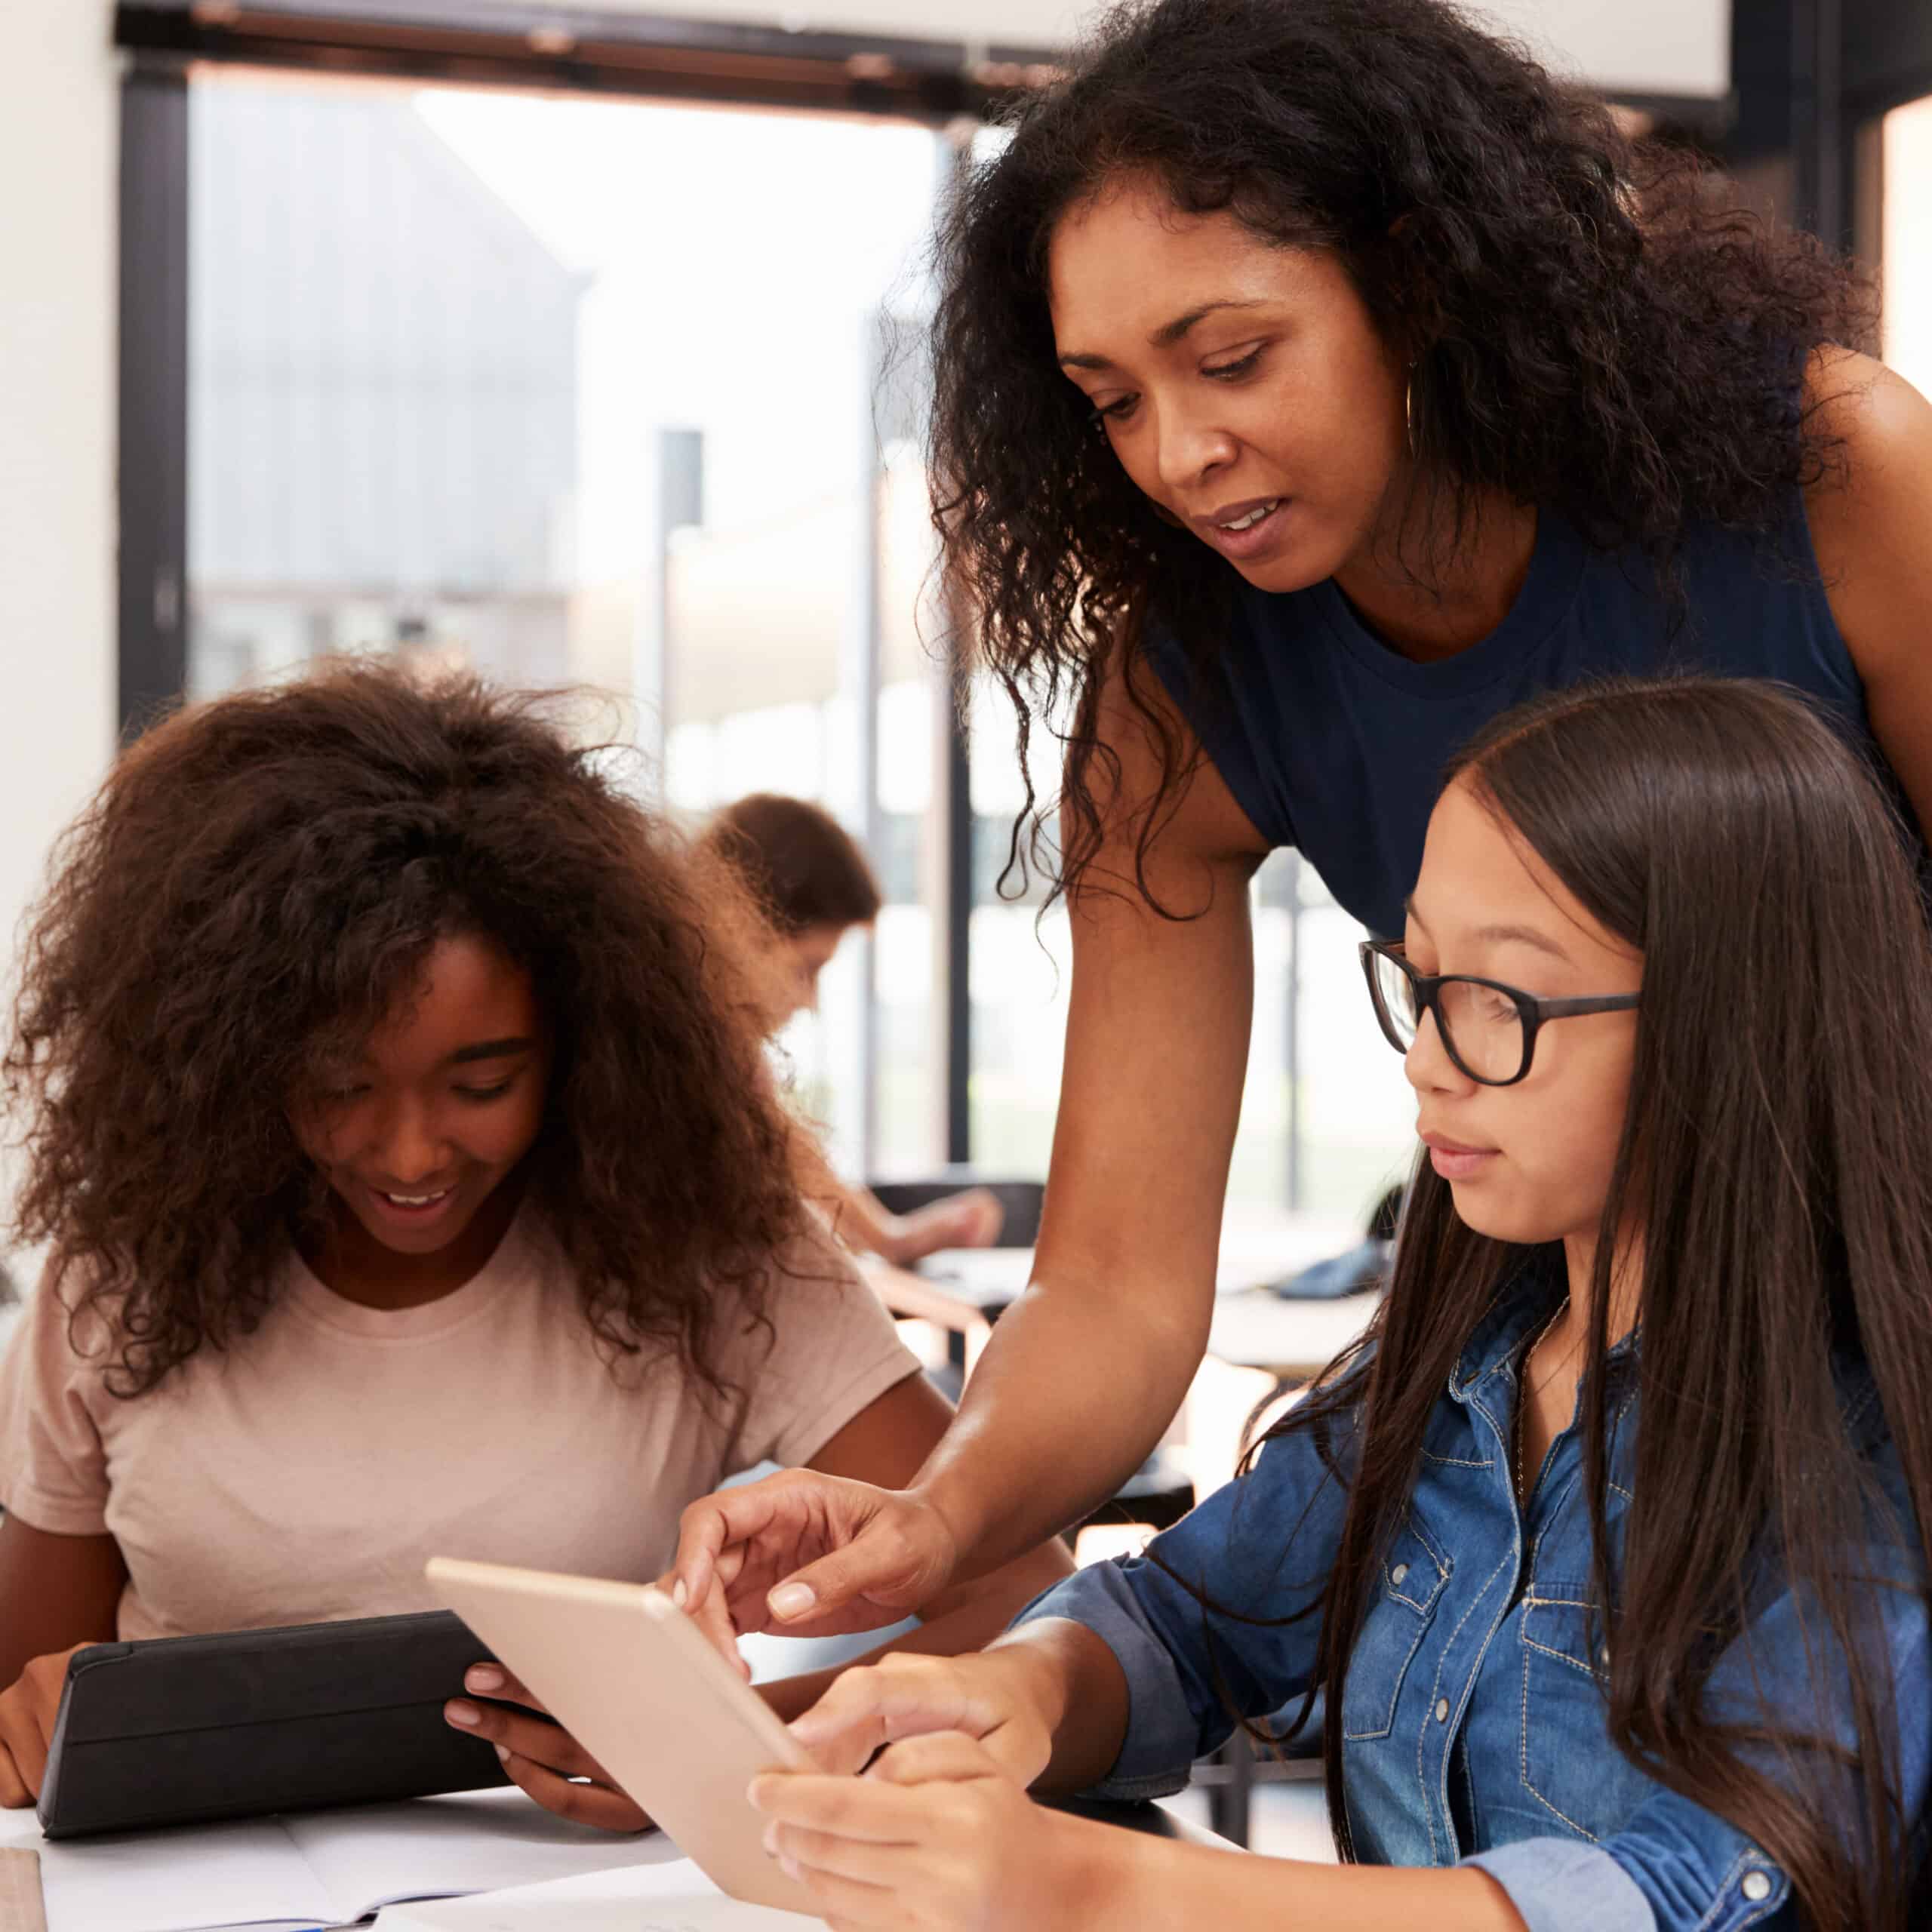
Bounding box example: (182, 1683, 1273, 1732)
(1801, 346, 1932, 681)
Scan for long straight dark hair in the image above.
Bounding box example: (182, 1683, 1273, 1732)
(1223, 678, 1932, 1927)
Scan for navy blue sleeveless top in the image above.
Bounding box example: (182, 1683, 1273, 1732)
(1144, 495, 1879, 938)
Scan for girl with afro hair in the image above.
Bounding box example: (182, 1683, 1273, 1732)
(0, 665, 1069, 1826)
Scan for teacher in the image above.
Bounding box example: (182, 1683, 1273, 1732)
(670, 0, 1932, 1651)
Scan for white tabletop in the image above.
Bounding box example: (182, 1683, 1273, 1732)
(1204, 1285, 1380, 1379)
(917, 1223, 1380, 1381)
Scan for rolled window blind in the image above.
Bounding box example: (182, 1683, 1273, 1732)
(583, 0, 1731, 100)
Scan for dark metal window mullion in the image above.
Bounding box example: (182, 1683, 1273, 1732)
(118, 66, 191, 741)
(943, 673, 972, 1167)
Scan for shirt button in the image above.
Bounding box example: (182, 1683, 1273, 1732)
(1435, 1698, 1450, 1724)
(1742, 1872, 1773, 1903)
(1390, 1563, 1409, 1586)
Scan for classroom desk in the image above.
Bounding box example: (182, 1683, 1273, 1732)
(0, 1790, 1230, 1932)
(917, 1237, 1383, 1383)
(0, 1847, 41, 1932)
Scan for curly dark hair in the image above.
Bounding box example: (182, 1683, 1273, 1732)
(5, 666, 813, 1400)
(931, 0, 1875, 905)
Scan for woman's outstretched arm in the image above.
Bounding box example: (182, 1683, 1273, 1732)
(670, 667, 1271, 1644)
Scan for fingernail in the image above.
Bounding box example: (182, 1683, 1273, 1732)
(494, 1743, 510, 1761)
(672, 1578, 688, 1610)
(762, 1822, 781, 1856)
(446, 1700, 480, 1727)
(780, 1856, 801, 1881)
(466, 1666, 503, 1692)
(746, 1778, 769, 1811)
(769, 1583, 815, 1620)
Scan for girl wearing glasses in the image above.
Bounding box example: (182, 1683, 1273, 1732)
(665, 0, 1932, 1679)
(755, 675, 1932, 1932)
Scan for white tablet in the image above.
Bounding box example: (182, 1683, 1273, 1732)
(426, 1557, 819, 1916)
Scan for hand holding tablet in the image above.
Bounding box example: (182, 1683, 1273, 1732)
(425, 1558, 821, 1916)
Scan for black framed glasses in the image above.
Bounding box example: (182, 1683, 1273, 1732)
(1359, 939, 1639, 1088)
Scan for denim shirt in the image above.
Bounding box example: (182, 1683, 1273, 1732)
(1016, 1278, 1929, 1931)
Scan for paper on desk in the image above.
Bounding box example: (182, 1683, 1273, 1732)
(285, 1789, 682, 1912)
(374, 1858, 821, 1930)
(35, 1787, 680, 1932)
(38, 1815, 313, 1932)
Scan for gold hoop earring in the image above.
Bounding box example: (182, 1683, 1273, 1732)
(1404, 373, 1417, 460)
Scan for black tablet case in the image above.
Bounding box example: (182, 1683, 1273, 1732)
(37, 1609, 514, 1838)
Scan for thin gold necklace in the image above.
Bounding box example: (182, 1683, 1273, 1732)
(1515, 1298, 1574, 1500)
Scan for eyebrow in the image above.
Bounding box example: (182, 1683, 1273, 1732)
(448, 1036, 537, 1066)
(1057, 298, 1270, 370)
(1402, 900, 1575, 966)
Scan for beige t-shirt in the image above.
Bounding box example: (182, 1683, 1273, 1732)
(0, 1214, 918, 1641)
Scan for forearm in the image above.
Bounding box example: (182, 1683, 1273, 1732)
(989, 1615, 1134, 1795)
(0, 1521, 125, 1684)
(912, 1276, 1210, 1577)
(1056, 1816, 1527, 1932)
(854, 1254, 988, 1334)
(912, 790, 1250, 1575)
(831, 1183, 910, 1264)
(787, 1124, 906, 1263)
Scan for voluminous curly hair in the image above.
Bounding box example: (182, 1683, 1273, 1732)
(5, 666, 811, 1399)
(931, 0, 1876, 905)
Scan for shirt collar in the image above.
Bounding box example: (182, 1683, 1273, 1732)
(1451, 1249, 1564, 1395)
(1447, 1247, 1642, 1397)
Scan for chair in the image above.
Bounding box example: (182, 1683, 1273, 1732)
(1193, 1697, 1326, 1845)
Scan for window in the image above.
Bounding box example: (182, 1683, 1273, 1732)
(1884, 96, 1932, 403)
(177, 66, 1412, 1220)
(183, 71, 949, 1176)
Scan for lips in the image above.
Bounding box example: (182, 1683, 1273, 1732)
(364, 1180, 462, 1224)
(1187, 494, 1291, 561)
(1420, 1130, 1498, 1182)
(1192, 494, 1283, 536)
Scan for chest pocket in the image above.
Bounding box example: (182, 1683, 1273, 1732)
(1518, 1589, 1654, 1838)
(1342, 1510, 1451, 1742)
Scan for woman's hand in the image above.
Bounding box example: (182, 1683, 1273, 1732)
(751, 1732, 1089, 1932)
(786, 1647, 1059, 1788)
(0, 1643, 87, 1807)
(669, 1469, 961, 1659)
(443, 1663, 651, 1834)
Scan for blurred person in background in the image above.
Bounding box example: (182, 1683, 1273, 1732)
(702, 793, 1004, 1266)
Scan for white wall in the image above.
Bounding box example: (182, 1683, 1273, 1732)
(579, 0, 1732, 99)
(0, 0, 118, 1230)
(1469, 1, 1730, 103)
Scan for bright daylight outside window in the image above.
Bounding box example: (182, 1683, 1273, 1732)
(185, 69, 1413, 1226)
(1885, 97, 1932, 413)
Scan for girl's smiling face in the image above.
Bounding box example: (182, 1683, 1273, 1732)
(1048, 175, 1409, 595)
(1401, 778, 1642, 1252)
(289, 934, 550, 1276)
